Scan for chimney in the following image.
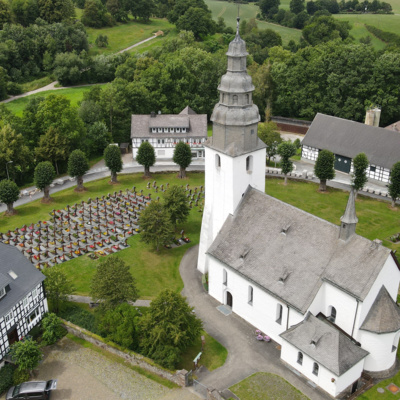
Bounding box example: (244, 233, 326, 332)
(150, 111, 156, 118)
(365, 107, 381, 127)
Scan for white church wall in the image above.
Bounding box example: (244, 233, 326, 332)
(208, 257, 302, 344)
(281, 341, 364, 397)
(358, 330, 398, 371)
(356, 255, 400, 335)
(307, 282, 358, 336)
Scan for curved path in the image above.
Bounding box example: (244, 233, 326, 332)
(180, 245, 331, 400)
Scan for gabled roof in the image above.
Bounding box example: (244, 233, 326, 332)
(360, 286, 400, 334)
(302, 113, 400, 170)
(207, 187, 391, 313)
(130, 107, 207, 139)
(281, 313, 368, 376)
(0, 243, 45, 316)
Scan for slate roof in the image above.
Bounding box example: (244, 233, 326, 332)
(281, 313, 369, 376)
(360, 286, 400, 334)
(0, 243, 45, 316)
(207, 187, 392, 313)
(302, 113, 400, 170)
(131, 107, 207, 139)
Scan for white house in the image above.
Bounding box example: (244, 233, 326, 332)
(131, 106, 207, 160)
(198, 18, 400, 398)
(0, 243, 48, 366)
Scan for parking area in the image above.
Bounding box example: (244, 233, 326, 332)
(35, 337, 199, 400)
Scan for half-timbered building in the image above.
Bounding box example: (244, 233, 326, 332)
(0, 243, 48, 365)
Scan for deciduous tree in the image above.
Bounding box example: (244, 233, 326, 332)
(314, 149, 335, 191)
(98, 303, 139, 350)
(139, 289, 202, 369)
(277, 142, 296, 185)
(34, 162, 56, 203)
(163, 185, 190, 229)
(91, 257, 138, 310)
(258, 122, 282, 163)
(104, 144, 122, 183)
(0, 0, 11, 29)
(351, 153, 369, 196)
(139, 201, 173, 251)
(173, 142, 192, 179)
(41, 313, 65, 345)
(136, 141, 156, 178)
(10, 339, 42, 374)
(43, 265, 74, 313)
(67, 149, 89, 191)
(0, 179, 20, 215)
(176, 7, 215, 39)
(389, 161, 400, 207)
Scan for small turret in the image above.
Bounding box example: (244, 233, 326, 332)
(339, 188, 358, 241)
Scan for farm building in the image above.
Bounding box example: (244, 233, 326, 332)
(198, 19, 400, 398)
(130, 107, 207, 160)
(301, 113, 400, 183)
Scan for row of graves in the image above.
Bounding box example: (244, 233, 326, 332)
(0, 183, 205, 270)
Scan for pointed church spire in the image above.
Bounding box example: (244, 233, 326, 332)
(339, 188, 358, 241)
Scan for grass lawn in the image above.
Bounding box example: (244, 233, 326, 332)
(230, 372, 309, 400)
(178, 331, 227, 372)
(205, 0, 302, 45)
(347, 21, 387, 50)
(4, 84, 106, 117)
(85, 18, 175, 56)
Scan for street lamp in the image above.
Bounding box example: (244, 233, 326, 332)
(6, 161, 13, 180)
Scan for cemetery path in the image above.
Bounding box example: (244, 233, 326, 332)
(180, 245, 331, 400)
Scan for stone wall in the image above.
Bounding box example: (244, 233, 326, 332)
(62, 319, 183, 386)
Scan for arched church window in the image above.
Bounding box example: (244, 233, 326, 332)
(313, 363, 319, 376)
(246, 94, 249, 104)
(222, 93, 225, 103)
(246, 156, 253, 173)
(328, 306, 336, 323)
(232, 95, 238, 105)
(276, 303, 283, 325)
(215, 154, 221, 169)
(297, 352, 303, 365)
(248, 286, 253, 305)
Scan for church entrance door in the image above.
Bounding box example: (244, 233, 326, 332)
(7, 327, 18, 346)
(226, 291, 233, 308)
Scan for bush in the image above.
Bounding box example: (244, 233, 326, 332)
(41, 313, 67, 345)
(95, 34, 108, 48)
(13, 369, 29, 385)
(151, 345, 181, 370)
(0, 364, 16, 393)
(6, 81, 22, 96)
(58, 305, 99, 334)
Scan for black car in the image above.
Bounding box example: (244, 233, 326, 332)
(6, 380, 57, 400)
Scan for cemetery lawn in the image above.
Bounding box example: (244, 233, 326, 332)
(229, 372, 309, 400)
(0, 172, 205, 299)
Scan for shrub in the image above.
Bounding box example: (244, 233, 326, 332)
(13, 369, 30, 385)
(58, 305, 99, 334)
(41, 313, 67, 345)
(0, 364, 16, 393)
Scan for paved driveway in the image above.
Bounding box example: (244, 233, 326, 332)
(35, 337, 199, 400)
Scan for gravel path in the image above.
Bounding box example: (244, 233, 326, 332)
(36, 337, 199, 400)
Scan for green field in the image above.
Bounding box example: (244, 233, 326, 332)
(85, 18, 175, 55)
(347, 21, 387, 50)
(205, 0, 302, 44)
(335, 13, 400, 36)
(4, 85, 106, 116)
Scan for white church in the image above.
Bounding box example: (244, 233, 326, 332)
(198, 18, 400, 398)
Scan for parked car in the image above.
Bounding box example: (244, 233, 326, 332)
(6, 380, 57, 399)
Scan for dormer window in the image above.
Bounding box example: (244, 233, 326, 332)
(0, 287, 5, 299)
(176, 128, 181, 133)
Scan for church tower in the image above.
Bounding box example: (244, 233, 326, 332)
(197, 18, 266, 273)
